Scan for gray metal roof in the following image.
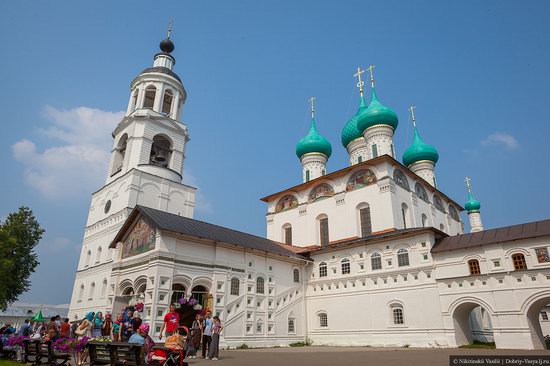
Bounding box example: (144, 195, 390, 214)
(432, 219, 550, 253)
(112, 206, 309, 261)
(138, 66, 182, 83)
(0, 303, 68, 318)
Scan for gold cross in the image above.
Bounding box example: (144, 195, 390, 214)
(167, 18, 173, 38)
(354, 67, 365, 96)
(309, 96, 316, 117)
(465, 176, 472, 192)
(366, 65, 376, 87)
(408, 106, 417, 127)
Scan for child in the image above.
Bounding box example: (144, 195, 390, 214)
(207, 316, 223, 361)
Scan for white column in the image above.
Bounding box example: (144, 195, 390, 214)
(170, 91, 180, 119)
(153, 83, 164, 112)
(468, 212, 484, 233)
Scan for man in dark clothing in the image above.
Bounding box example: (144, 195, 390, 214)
(18, 319, 32, 336)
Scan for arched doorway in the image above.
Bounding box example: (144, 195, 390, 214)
(525, 295, 550, 349)
(452, 301, 495, 347)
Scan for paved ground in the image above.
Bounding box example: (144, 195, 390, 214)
(185, 346, 550, 366)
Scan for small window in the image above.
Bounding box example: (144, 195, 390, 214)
(512, 253, 527, 271)
(319, 217, 329, 246)
(371, 253, 382, 270)
(288, 318, 295, 333)
(256, 322, 263, 333)
(143, 85, 156, 109)
(358, 156, 363, 163)
(359, 206, 372, 237)
(256, 277, 265, 294)
(421, 214, 428, 228)
(284, 226, 292, 245)
(319, 262, 327, 277)
(341, 259, 351, 274)
(230, 277, 240, 296)
(305, 170, 310, 182)
(293, 268, 300, 283)
(468, 259, 481, 275)
(401, 203, 408, 229)
(392, 306, 404, 325)
(318, 313, 328, 327)
(397, 249, 409, 267)
(162, 89, 173, 116)
(372, 144, 378, 158)
(542, 311, 549, 321)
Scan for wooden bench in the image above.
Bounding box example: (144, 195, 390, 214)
(34, 340, 71, 366)
(87, 341, 144, 366)
(87, 341, 111, 366)
(23, 339, 41, 365)
(0, 340, 17, 360)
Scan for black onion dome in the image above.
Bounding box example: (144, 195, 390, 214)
(160, 38, 175, 53)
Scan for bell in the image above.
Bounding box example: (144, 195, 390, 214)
(153, 150, 167, 163)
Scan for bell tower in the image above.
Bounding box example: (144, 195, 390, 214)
(68, 30, 197, 322)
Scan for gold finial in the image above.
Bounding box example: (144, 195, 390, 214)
(167, 18, 173, 38)
(354, 67, 365, 96)
(366, 65, 376, 87)
(408, 106, 417, 127)
(309, 96, 316, 118)
(465, 176, 472, 192)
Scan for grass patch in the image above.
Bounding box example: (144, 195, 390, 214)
(458, 340, 496, 349)
(289, 339, 313, 347)
(0, 360, 21, 366)
(236, 344, 249, 349)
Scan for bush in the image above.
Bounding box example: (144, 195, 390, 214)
(236, 344, 249, 349)
(458, 340, 496, 349)
(289, 338, 313, 347)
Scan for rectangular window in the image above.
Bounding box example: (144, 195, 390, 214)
(284, 227, 292, 245)
(371, 256, 382, 270)
(542, 311, 549, 321)
(288, 319, 295, 333)
(372, 144, 378, 158)
(257, 323, 263, 333)
(401, 208, 407, 229)
(358, 156, 363, 163)
(392, 308, 404, 325)
(360, 207, 372, 237)
(342, 261, 351, 274)
(469, 260, 481, 275)
(305, 170, 310, 182)
(320, 218, 329, 246)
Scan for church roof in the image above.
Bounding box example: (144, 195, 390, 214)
(432, 218, 550, 253)
(135, 66, 182, 84)
(111, 206, 310, 261)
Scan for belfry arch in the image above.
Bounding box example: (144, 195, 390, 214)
(451, 299, 495, 347)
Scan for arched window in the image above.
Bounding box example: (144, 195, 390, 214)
(393, 169, 410, 190)
(191, 285, 208, 307)
(101, 279, 108, 299)
(468, 259, 481, 275)
(89, 282, 95, 300)
(341, 258, 351, 274)
(293, 268, 300, 283)
(78, 284, 84, 302)
(318, 216, 329, 246)
(512, 253, 527, 271)
(85, 250, 91, 267)
(449, 205, 460, 221)
(283, 224, 292, 245)
(96, 246, 102, 264)
(401, 203, 409, 229)
(358, 204, 372, 237)
(230, 277, 240, 296)
(372, 144, 378, 158)
(371, 253, 382, 270)
(288, 318, 295, 333)
(171, 283, 186, 304)
(256, 320, 263, 333)
(397, 249, 410, 267)
(318, 312, 328, 327)
(421, 214, 428, 227)
(150, 135, 172, 167)
(415, 183, 429, 203)
(112, 134, 128, 175)
(143, 85, 156, 109)
(433, 195, 445, 212)
(256, 277, 265, 294)
(162, 89, 173, 116)
(391, 305, 404, 325)
(319, 262, 327, 277)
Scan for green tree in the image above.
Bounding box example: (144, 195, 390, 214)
(0, 207, 44, 311)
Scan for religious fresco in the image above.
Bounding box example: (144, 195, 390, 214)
(535, 247, 550, 263)
(433, 195, 446, 213)
(393, 169, 410, 190)
(122, 218, 156, 259)
(415, 183, 430, 203)
(449, 205, 460, 221)
(274, 195, 299, 213)
(308, 183, 335, 203)
(345, 169, 377, 192)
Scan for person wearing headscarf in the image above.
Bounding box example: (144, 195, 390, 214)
(92, 312, 104, 338)
(76, 312, 94, 366)
(111, 313, 124, 342)
(102, 314, 113, 337)
(128, 324, 155, 363)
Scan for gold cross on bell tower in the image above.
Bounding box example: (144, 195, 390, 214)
(309, 96, 316, 118)
(366, 65, 376, 87)
(408, 106, 417, 127)
(354, 67, 365, 96)
(465, 176, 472, 192)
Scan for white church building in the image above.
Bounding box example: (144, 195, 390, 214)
(68, 34, 550, 350)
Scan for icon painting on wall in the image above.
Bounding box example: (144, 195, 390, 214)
(308, 183, 335, 203)
(275, 195, 299, 213)
(346, 169, 377, 192)
(122, 218, 156, 258)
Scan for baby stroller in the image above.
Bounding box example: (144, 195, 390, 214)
(151, 326, 189, 366)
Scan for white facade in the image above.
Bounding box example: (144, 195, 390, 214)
(300, 153, 327, 183)
(346, 137, 369, 166)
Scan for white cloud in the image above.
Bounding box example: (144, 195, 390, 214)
(183, 171, 214, 215)
(40, 237, 76, 253)
(12, 106, 124, 200)
(481, 132, 519, 150)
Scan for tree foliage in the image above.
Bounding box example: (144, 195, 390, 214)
(0, 207, 44, 311)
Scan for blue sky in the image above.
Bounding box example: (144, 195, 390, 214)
(1, 0, 549, 305)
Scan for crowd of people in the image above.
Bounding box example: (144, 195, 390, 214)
(0, 304, 224, 363)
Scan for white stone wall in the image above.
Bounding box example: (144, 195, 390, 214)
(409, 161, 436, 188)
(346, 138, 369, 166)
(364, 125, 395, 159)
(266, 159, 463, 247)
(301, 153, 327, 182)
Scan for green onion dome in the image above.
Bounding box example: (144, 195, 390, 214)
(341, 96, 368, 148)
(296, 117, 332, 159)
(465, 191, 481, 212)
(357, 88, 399, 134)
(402, 126, 439, 167)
